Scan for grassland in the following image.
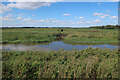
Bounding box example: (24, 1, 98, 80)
(2, 27, 119, 79)
(2, 47, 119, 78)
(2, 28, 118, 44)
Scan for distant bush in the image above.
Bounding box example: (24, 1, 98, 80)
(72, 35, 78, 37)
(90, 25, 119, 29)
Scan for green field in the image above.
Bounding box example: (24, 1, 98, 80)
(2, 28, 118, 44)
(2, 47, 119, 78)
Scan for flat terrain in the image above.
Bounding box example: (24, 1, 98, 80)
(2, 28, 118, 44)
(2, 27, 119, 79)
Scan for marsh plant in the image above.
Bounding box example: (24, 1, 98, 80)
(2, 47, 118, 78)
(2, 28, 118, 44)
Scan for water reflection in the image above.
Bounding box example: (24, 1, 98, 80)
(2, 41, 118, 51)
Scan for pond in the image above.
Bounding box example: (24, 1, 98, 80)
(2, 41, 118, 51)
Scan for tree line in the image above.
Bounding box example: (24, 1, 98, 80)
(90, 25, 119, 29)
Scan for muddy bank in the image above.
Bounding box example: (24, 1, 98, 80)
(52, 32, 67, 40)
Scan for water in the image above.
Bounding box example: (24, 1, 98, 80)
(2, 41, 118, 51)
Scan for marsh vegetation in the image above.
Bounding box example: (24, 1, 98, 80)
(2, 27, 118, 44)
(2, 47, 119, 78)
(2, 26, 119, 79)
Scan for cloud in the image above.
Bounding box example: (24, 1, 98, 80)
(94, 19, 101, 22)
(76, 21, 83, 24)
(22, 18, 31, 21)
(99, 14, 109, 18)
(53, 20, 59, 23)
(0, 2, 12, 13)
(17, 17, 22, 20)
(7, 2, 51, 10)
(99, 16, 105, 18)
(2, 0, 119, 2)
(3, 18, 15, 21)
(63, 13, 70, 16)
(0, 0, 63, 13)
(109, 16, 118, 19)
(93, 12, 109, 18)
(86, 19, 101, 24)
(93, 12, 103, 16)
(2, 14, 15, 21)
(0, 2, 57, 13)
(38, 20, 45, 22)
(79, 17, 84, 19)
(22, 18, 57, 23)
(50, 18, 56, 20)
(86, 21, 91, 23)
(4, 14, 13, 18)
(75, 16, 84, 19)
(8, 0, 63, 2)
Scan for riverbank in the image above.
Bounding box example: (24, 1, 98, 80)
(2, 47, 119, 78)
(2, 28, 118, 44)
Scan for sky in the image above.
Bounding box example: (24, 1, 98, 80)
(1, 0, 120, 2)
(0, 2, 118, 27)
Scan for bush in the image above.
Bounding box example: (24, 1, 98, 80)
(2, 48, 119, 78)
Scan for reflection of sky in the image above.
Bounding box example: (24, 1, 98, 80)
(2, 44, 51, 51)
(2, 41, 118, 51)
(0, 45, 2, 49)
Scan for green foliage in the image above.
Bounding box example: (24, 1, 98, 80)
(63, 28, 118, 44)
(2, 28, 59, 44)
(2, 47, 119, 78)
(90, 25, 119, 29)
(2, 28, 118, 44)
(72, 35, 78, 37)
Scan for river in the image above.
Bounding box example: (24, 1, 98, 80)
(1, 41, 118, 51)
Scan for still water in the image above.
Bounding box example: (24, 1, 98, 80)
(2, 41, 118, 51)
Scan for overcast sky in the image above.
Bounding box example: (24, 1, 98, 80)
(0, 2, 118, 27)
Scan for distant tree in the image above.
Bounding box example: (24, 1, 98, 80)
(90, 25, 119, 29)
